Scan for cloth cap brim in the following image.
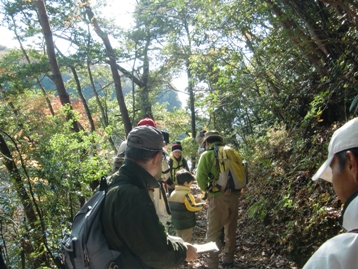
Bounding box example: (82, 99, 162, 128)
(312, 155, 334, 182)
(203, 134, 223, 144)
(312, 118, 358, 182)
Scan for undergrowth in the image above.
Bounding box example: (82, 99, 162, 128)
(241, 122, 343, 267)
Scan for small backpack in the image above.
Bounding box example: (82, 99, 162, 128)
(213, 145, 248, 192)
(62, 176, 123, 269)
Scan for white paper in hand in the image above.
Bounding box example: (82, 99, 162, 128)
(193, 241, 219, 253)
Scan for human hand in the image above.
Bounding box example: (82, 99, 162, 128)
(195, 196, 202, 203)
(184, 243, 199, 261)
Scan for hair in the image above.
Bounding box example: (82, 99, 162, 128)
(336, 147, 358, 170)
(112, 153, 125, 173)
(126, 136, 161, 163)
(206, 136, 222, 144)
(176, 169, 195, 185)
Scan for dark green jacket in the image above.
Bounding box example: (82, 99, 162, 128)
(101, 159, 187, 269)
(169, 202, 195, 230)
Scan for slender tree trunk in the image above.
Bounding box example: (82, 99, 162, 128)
(82, 1, 132, 135)
(319, 0, 358, 22)
(183, 20, 196, 139)
(11, 15, 55, 116)
(70, 66, 96, 132)
(140, 27, 153, 118)
(87, 63, 108, 126)
(0, 133, 47, 267)
(86, 64, 117, 151)
(183, 18, 197, 170)
(116, 64, 144, 87)
(284, 0, 341, 59)
(131, 47, 138, 123)
(34, 0, 80, 132)
(265, 0, 325, 70)
(53, 45, 96, 132)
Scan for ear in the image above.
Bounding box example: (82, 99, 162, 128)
(346, 151, 358, 183)
(152, 151, 162, 165)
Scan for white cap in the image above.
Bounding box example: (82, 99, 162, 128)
(312, 118, 358, 182)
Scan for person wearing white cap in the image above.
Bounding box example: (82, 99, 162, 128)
(303, 117, 358, 269)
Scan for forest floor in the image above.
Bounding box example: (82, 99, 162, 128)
(171, 182, 300, 269)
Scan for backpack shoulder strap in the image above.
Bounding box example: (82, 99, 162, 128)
(215, 146, 228, 172)
(213, 145, 220, 166)
(99, 176, 108, 191)
(101, 175, 131, 193)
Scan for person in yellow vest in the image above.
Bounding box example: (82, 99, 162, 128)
(167, 142, 189, 195)
(169, 169, 206, 243)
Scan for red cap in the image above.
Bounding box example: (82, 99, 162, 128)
(137, 118, 156, 128)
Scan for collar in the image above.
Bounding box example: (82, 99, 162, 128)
(339, 190, 358, 231)
(175, 185, 190, 192)
(207, 141, 224, 150)
(120, 159, 160, 189)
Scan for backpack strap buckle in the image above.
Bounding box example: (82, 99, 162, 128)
(108, 262, 119, 269)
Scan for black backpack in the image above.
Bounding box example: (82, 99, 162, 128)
(62, 176, 124, 269)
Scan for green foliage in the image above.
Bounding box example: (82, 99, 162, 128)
(1, 0, 358, 266)
(242, 122, 341, 266)
(247, 197, 267, 221)
(349, 84, 358, 115)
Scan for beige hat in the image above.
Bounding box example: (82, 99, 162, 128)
(313, 118, 358, 182)
(203, 130, 224, 144)
(127, 125, 163, 151)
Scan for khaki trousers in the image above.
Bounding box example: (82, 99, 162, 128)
(176, 227, 193, 243)
(206, 192, 240, 269)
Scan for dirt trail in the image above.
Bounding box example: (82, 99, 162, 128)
(173, 183, 300, 269)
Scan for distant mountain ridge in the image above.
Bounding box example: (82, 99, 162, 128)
(37, 74, 182, 110)
(0, 45, 182, 110)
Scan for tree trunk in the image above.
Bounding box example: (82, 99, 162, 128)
(34, 0, 80, 132)
(265, 0, 325, 70)
(87, 63, 108, 127)
(82, 1, 132, 135)
(140, 27, 153, 119)
(319, 0, 358, 22)
(284, 0, 341, 60)
(0, 133, 47, 267)
(70, 66, 96, 132)
(182, 17, 197, 170)
(11, 14, 55, 116)
(86, 63, 117, 151)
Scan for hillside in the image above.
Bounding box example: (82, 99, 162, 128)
(0, 45, 9, 59)
(177, 122, 343, 269)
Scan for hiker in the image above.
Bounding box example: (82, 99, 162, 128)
(167, 141, 190, 195)
(169, 169, 206, 243)
(303, 118, 358, 269)
(196, 130, 207, 156)
(111, 118, 172, 227)
(112, 117, 157, 173)
(101, 125, 199, 268)
(196, 130, 242, 269)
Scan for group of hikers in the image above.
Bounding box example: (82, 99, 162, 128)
(3, 116, 357, 269)
(103, 117, 243, 268)
(97, 116, 358, 269)
(100, 117, 358, 269)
